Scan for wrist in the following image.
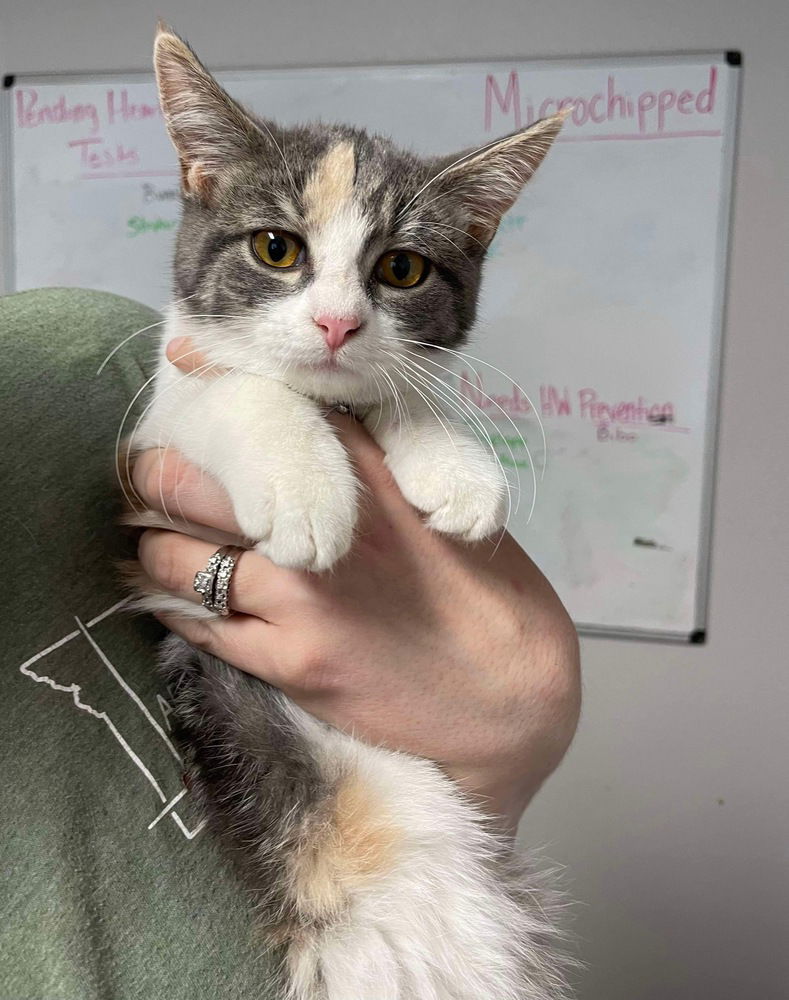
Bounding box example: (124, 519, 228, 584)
(452, 769, 538, 836)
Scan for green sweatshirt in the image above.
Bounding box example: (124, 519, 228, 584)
(1, 288, 274, 999)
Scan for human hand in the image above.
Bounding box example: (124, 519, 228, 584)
(133, 338, 581, 831)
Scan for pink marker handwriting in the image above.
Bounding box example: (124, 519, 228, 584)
(15, 89, 101, 134)
(68, 137, 139, 170)
(484, 67, 718, 135)
(458, 371, 535, 416)
(456, 376, 677, 426)
(106, 89, 162, 125)
(15, 87, 163, 136)
(542, 385, 676, 425)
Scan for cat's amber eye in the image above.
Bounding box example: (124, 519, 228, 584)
(375, 250, 429, 289)
(251, 229, 304, 268)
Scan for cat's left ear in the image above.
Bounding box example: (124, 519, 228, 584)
(154, 23, 265, 201)
(437, 111, 568, 245)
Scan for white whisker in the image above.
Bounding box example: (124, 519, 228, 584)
(97, 294, 199, 376)
(392, 354, 514, 537)
(96, 301, 251, 377)
(423, 226, 470, 262)
(432, 221, 489, 253)
(395, 352, 520, 496)
(392, 363, 460, 455)
(96, 318, 168, 377)
(118, 355, 218, 510)
(397, 358, 510, 470)
(367, 368, 386, 434)
(399, 339, 548, 482)
(399, 348, 533, 518)
(401, 346, 538, 524)
(254, 117, 299, 202)
(155, 358, 254, 524)
(375, 364, 408, 440)
(394, 132, 533, 223)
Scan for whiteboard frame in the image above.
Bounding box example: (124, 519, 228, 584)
(0, 53, 742, 643)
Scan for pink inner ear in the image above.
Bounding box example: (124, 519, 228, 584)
(182, 162, 214, 200)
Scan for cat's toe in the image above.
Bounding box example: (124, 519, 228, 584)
(232, 496, 275, 550)
(255, 505, 355, 572)
(426, 480, 508, 541)
(388, 447, 508, 541)
(230, 450, 357, 571)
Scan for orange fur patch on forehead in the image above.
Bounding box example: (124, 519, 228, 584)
(289, 773, 400, 922)
(303, 141, 357, 228)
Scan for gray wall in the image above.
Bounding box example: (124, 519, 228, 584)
(3, 2, 788, 998)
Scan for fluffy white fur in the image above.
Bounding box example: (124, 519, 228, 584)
(283, 699, 570, 1000)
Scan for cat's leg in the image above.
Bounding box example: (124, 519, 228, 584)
(135, 365, 358, 571)
(163, 635, 571, 1000)
(364, 391, 508, 541)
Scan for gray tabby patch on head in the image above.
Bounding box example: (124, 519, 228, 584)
(154, 23, 564, 399)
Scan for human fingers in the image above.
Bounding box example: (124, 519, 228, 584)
(324, 411, 418, 527)
(132, 448, 243, 536)
(166, 336, 225, 375)
(138, 528, 289, 620)
(154, 610, 296, 688)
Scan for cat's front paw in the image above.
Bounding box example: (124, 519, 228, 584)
(387, 439, 508, 541)
(230, 441, 358, 572)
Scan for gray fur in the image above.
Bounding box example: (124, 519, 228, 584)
(159, 637, 332, 953)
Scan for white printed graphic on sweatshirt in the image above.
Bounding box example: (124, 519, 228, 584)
(19, 599, 205, 841)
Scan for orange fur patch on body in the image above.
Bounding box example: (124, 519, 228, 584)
(290, 773, 401, 922)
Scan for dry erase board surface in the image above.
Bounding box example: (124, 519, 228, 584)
(2, 55, 739, 639)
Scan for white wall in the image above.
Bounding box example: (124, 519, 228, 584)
(3, 2, 788, 997)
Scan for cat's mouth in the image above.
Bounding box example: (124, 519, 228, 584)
(301, 357, 346, 373)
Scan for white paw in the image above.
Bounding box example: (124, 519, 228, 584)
(387, 438, 508, 541)
(229, 439, 358, 572)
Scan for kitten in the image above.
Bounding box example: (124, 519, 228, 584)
(128, 24, 571, 1000)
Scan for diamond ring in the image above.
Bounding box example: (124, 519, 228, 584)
(193, 545, 245, 616)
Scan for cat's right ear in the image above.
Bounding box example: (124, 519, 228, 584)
(154, 23, 262, 201)
(433, 112, 567, 246)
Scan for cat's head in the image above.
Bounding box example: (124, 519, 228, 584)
(154, 26, 564, 403)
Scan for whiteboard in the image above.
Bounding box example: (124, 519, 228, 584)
(1, 54, 740, 640)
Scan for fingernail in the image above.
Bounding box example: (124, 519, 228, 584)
(131, 447, 161, 497)
(166, 336, 187, 361)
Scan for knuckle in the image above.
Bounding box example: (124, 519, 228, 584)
(537, 617, 582, 729)
(186, 619, 218, 653)
(142, 531, 188, 594)
(144, 450, 193, 512)
(288, 643, 337, 693)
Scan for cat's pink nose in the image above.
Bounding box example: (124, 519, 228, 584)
(314, 314, 361, 351)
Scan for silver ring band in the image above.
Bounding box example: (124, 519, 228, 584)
(212, 547, 243, 616)
(193, 545, 245, 616)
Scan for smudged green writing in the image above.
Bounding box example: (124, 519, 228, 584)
(127, 215, 178, 237)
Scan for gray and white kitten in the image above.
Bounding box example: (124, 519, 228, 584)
(130, 25, 570, 1000)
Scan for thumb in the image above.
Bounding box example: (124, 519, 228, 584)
(166, 337, 226, 376)
(325, 411, 417, 526)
